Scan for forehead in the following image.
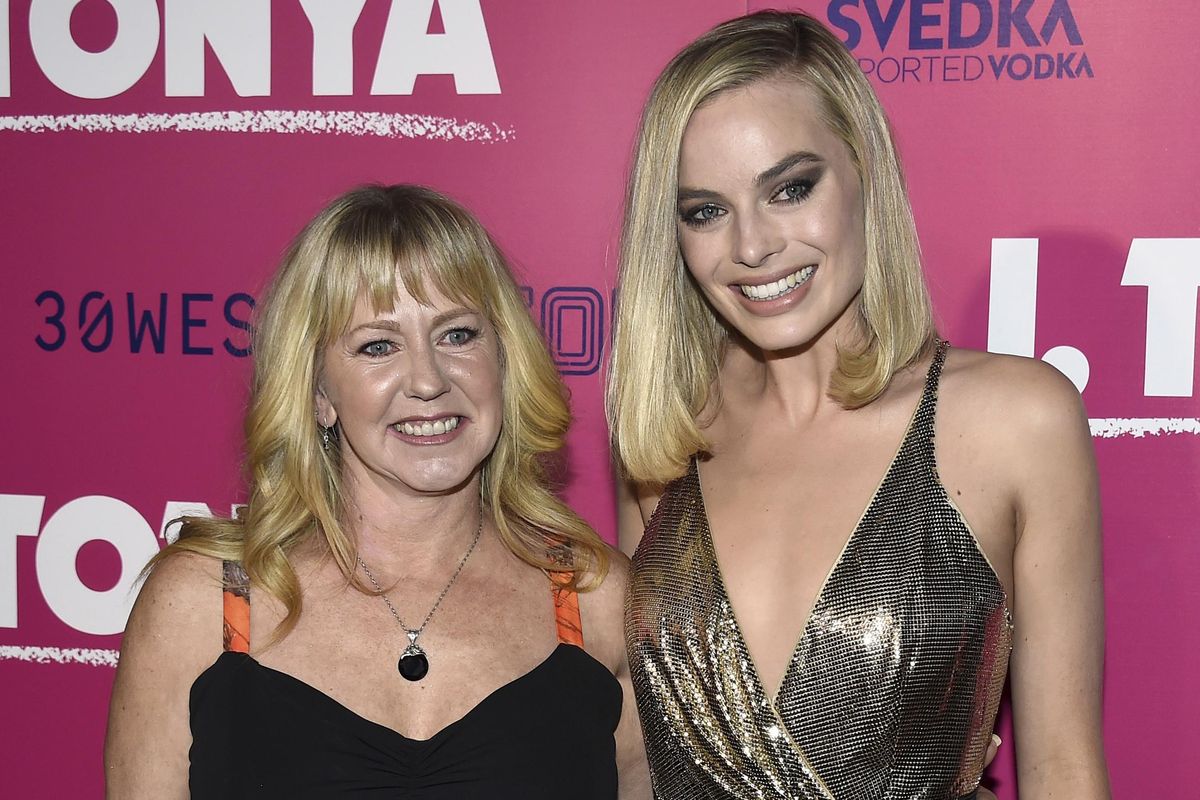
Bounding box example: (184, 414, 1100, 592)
(678, 78, 849, 186)
(345, 271, 479, 325)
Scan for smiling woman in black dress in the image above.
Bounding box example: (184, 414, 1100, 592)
(106, 185, 651, 798)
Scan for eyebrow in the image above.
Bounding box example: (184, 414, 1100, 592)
(347, 308, 481, 336)
(754, 151, 823, 187)
(677, 150, 825, 204)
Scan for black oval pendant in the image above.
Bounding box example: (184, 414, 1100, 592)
(398, 651, 429, 681)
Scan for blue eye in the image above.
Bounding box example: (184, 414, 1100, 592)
(681, 203, 725, 228)
(775, 179, 815, 203)
(360, 340, 393, 357)
(442, 327, 479, 346)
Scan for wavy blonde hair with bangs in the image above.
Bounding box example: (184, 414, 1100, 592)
(608, 11, 936, 485)
(154, 184, 607, 642)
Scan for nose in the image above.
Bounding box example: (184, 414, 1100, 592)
(732, 208, 785, 268)
(403, 344, 451, 401)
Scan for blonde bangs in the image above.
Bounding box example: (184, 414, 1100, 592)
(313, 194, 502, 349)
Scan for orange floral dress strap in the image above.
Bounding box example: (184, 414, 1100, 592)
(221, 560, 251, 653)
(549, 571, 583, 648)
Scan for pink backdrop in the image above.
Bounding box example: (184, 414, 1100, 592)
(1, 1, 1196, 796)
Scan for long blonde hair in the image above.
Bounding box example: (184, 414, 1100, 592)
(155, 185, 608, 641)
(608, 11, 936, 484)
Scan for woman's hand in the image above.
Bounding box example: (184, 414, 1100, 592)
(976, 733, 1001, 800)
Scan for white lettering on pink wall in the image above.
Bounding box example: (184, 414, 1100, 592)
(987, 237, 1090, 392)
(164, 0, 271, 97)
(0, 495, 223, 635)
(371, 0, 500, 95)
(989, 237, 1199, 397)
(1121, 239, 1200, 398)
(28, 0, 160, 99)
(9, 0, 501, 98)
(299, 0, 368, 96)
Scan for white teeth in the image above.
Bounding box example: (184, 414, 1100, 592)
(396, 416, 460, 437)
(738, 266, 815, 301)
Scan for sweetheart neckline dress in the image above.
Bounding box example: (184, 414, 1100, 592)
(189, 561, 621, 798)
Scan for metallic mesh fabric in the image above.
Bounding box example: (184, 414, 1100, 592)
(627, 343, 1012, 799)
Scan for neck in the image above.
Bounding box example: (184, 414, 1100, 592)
(721, 313, 865, 426)
(341, 470, 486, 576)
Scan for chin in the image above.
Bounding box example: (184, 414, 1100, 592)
(737, 323, 820, 354)
(407, 470, 479, 496)
(387, 457, 480, 495)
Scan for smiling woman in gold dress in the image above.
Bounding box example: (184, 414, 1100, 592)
(611, 12, 1109, 800)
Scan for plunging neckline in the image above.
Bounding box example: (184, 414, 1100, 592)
(692, 366, 929, 706)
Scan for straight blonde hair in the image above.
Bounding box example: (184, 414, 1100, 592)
(608, 11, 937, 485)
(154, 185, 608, 642)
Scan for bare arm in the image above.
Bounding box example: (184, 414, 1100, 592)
(105, 553, 222, 799)
(1004, 363, 1110, 797)
(615, 648, 653, 799)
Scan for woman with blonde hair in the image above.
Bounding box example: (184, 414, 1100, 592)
(612, 11, 1108, 799)
(106, 184, 649, 797)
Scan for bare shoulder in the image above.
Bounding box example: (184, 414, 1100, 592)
(939, 347, 1089, 442)
(578, 545, 631, 673)
(592, 546, 631, 607)
(616, 475, 665, 556)
(632, 482, 665, 522)
(125, 550, 225, 653)
(112, 550, 227, 706)
(937, 348, 1094, 515)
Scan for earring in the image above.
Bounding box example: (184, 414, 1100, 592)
(316, 410, 333, 451)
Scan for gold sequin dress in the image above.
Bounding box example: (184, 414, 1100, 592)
(626, 343, 1012, 799)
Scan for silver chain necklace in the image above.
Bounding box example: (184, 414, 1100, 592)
(356, 507, 483, 682)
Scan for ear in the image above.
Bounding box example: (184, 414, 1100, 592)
(314, 384, 337, 429)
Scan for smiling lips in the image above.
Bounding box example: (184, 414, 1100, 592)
(738, 265, 816, 301)
(393, 415, 461, 438)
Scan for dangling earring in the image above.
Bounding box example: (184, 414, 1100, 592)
(316, 410, 333, 451)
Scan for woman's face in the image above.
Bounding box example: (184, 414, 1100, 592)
(315, 277, 503, 499)
(676, 77, 867, 353)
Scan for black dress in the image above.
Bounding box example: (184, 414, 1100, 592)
(190, 562, 620, 798)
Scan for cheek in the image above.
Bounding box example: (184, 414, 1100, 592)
(317, 363, 351, 411)
(837, 181, 867, 251)
(351, 371, 394, 401)
(452, 354, 503, 412)
(838, 203, 868, 271)
(328, 368, 398, 419)
(678, 234, 726, 297)
(482, 367, 505, 418)
(810, 191, 867, 267)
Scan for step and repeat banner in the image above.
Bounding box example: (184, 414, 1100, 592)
(1, 1, 1195, 796)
